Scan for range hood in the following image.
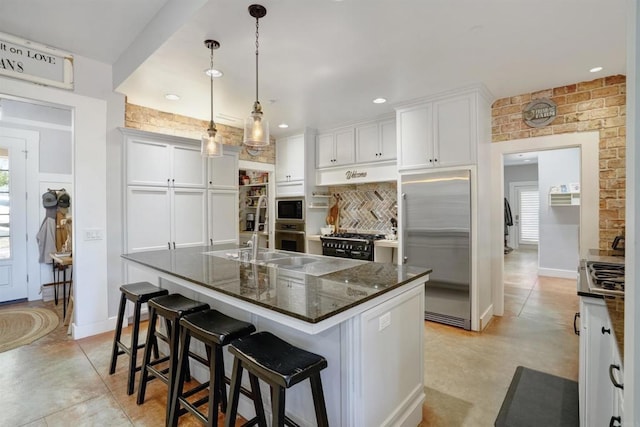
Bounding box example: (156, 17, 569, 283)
(315, 160, 397, 186)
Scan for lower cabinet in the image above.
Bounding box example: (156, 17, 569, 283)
(126, 186, 207, 251)
(579, 296, 624, 426)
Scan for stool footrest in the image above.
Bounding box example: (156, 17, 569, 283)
(284, 415, 302, 427)
(180, 381, 210, 399)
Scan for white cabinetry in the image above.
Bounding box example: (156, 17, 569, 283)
(579, 296, 624, 427)
(208, 190, 238, 245)
(317, 128, 355, 168)
(127, 138, 206, 187)
(208, 151, 238, 189)
(276, 134, 305, 183)
(355, 119, 397, 163)
(397, 92, 477, 170)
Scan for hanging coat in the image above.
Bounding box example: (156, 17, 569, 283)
(37, 207, 57, 264)
(504, 198, 513, 236)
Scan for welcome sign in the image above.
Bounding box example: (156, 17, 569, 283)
(0, 32, 74, 90)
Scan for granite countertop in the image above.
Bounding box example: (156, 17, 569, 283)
(122, 245, 430, 324)
(578, 249, 625, 363)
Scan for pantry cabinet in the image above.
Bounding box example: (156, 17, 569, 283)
(122, 128, 240, 254)
(396, 91, 479, 170)
(126, 186, 207, 252)
(355, 118, 397, 163)
(316, 128, 355, 168)
(579, 296, 624, 427)
(127, 137, 206, 188)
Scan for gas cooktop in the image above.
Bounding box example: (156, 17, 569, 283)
(322, 233, 386, 241)
(587, 262, 625, 296)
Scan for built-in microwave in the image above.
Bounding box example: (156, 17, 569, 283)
(276, 197, 304, 221)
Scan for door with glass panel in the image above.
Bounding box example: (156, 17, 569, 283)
(0, 135, 27, 302)
(511, 184, 539, 248)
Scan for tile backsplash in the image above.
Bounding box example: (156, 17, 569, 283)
(328, 182, 397, 234)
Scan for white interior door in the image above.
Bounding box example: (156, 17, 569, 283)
(0, 134, 27, 303)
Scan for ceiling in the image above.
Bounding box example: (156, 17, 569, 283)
(0, 0, 628, 139)
(504, 152, 539, 166)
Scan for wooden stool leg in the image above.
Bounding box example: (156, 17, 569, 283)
(310, 374, 329, 427)
(169, 326, 190, 427)
(224, 358, 244, 427)
(109, 293, 127, 375)
(165, 316, 181, 424)
(127, 300, 142, 395)
(216, 345, 227, 413)
(248, 373, 267, 427)
(271, 385, 286, 427)
(207, 344, 221, 425)
(137, 307, 157, 405)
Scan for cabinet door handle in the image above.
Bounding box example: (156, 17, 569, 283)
(609, 364, 623, 389)
(429, 159, 433, 163)
(172, 241, 176, 249)
(167, 242, 171, 250)
(434, 158, 438, 162)
(167, 178, 170, 187)
(573, 312, 580, 335)
(602, 326, 611, 335)
(210, 238, 213, 245)
(610, 416, 621, 427)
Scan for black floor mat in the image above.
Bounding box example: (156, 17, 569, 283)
(495, 366, 579, 427)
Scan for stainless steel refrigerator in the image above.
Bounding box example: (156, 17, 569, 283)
(401, 169, 471, 330)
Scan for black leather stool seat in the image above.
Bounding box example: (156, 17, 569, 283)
(230, 332, 328, 388)
(225, 331, 329, 427)
(149, 294, 210, 321)
(109, 282, 169, 395)
(120, 282, 169, 303)
(168, 309, 256, 426)
(137, 293, 210, 425)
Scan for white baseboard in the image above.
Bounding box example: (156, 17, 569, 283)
(480, 304, 494, 331)
(538, 268, 578, 279)
(71, 316, 118, 339)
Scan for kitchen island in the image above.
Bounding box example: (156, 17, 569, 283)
(123, 245, 430, 427)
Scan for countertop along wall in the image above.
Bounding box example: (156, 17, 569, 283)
(492, 75, 626, 250)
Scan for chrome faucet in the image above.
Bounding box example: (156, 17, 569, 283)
(251, 194, 268, 261)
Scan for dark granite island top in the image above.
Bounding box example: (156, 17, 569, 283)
(122, 245, 431, 331)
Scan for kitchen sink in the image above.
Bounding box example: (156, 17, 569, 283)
(267, 256, 319, 267)
(254, 251, 292, 261)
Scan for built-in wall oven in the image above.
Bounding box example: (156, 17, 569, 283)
(274, 221, 305, 253)
(276, 198, 304, 221)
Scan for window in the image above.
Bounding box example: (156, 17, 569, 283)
(519, 189, 539, 245)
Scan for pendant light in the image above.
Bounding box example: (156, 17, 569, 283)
(243, 4, 269, 148)
(201, 39, 223, 157)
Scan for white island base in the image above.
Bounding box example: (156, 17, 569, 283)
(128, 263, 426, 426)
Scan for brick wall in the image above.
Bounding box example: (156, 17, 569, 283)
(491, 75, 626, 250)
(124, 102, 275, 164)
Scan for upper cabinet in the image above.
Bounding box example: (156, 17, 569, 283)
(317, 128, 355, 168)
(126, 136, 206, 188)
(276, 134, 305, 183)
(396, 89, 485, 171)
(355, 118, 397, 163)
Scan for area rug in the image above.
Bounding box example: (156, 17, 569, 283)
(495, 366, 579, 427)
(0, 307, 59, 353)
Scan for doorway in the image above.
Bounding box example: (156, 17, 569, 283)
(0, 132, 28, 303)
(490, 133, 599, 317)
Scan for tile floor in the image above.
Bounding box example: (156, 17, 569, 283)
(0, 247, 578, 426)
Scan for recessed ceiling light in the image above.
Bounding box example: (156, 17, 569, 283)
(165, 94, 181, 101)
(205, 68, 223, 78)
(589, 66, 603, 73)
(278, 123, 289, 129)
(373, 98, 387, 104)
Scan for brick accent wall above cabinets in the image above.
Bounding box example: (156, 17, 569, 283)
(491, 75, 626, 250)
(124, 102, 275, 164)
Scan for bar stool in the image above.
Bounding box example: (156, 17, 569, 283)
(168, 309, 256, 427)
(109, 282, 169, 395)
(136, 293, 209, 423)
(225, 332, 329, 427)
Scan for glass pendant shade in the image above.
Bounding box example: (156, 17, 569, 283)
(243, 105, 269, 147)
(201, 124, 223, 157)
